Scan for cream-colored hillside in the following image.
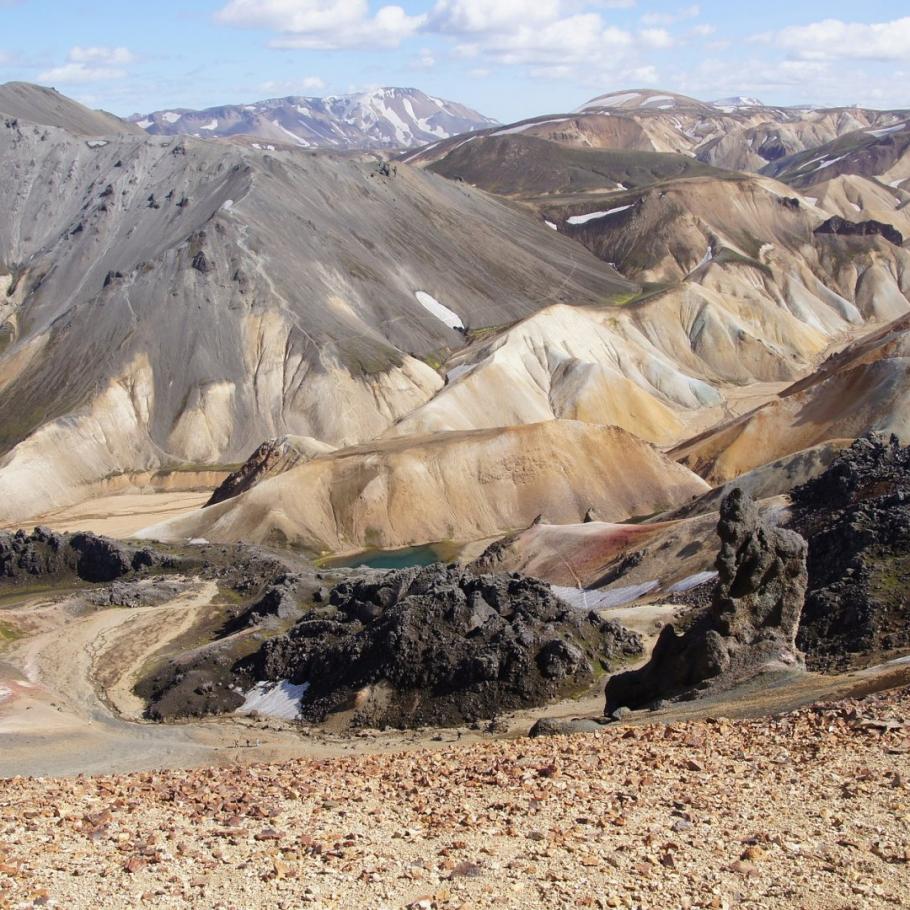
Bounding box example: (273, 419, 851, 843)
(673, 314, 910, 482)
(139, 420, 709, 553)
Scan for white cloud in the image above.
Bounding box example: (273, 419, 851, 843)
(758, 16, 910, 63)
(431, 0, 563, 34)
(258, 76, 325, 93)
(429, 1, 668, 79)
(412, 47, 436, 69)
(37, 46, 135, 85)
(38, 62, 124, 84)
(639, 27, 673, 49)
(674, 55, 910, 109)
(213, 0, 667, 82)
(216, 0, 425, 49)
(69, 46, 135, 65)
(690, 23, 714, 37)
(641, 4, 699, 26)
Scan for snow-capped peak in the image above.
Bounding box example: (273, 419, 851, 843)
(129, 87, 498, 151)
(712, 96, 766, 110)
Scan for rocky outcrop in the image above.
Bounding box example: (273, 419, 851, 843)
(206, 436, 334, 506)
(605, 489, 807, 713)
(791, 433, 910, 669)
(241, 563, 643, 728)
(814, 216, 903, 247)
(225, 572, 307, 632)
(0, 527, 164, 584)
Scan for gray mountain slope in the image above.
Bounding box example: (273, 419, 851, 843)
(0, 115, 633, 522)
(0, 81, 139, 136)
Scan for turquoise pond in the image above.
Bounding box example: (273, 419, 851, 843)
(325, 544, 457, 570)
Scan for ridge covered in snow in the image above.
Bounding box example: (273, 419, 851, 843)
(130, 87, 498, 150)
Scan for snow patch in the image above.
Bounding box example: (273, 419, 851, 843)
(545, 220, 558, 231)
(85, 139, 108, 148)
(162, 111, 181, 124)
(867, 122, 908, 138)
(415, 291, 464, 330)
(273, 121, 310, 146)
(668, 571, 718, 593)
(597, 581, 660, 608)
(136, 119, 152, 130)
(578, 91, 643, 111)
(550, 585, 657, 611)
(188, 537, 209, 545)
(199, 119, 218, 131)
(237, 680, 308, 720)
(493, 117, 570, 136)
(566, 205, 633, 225)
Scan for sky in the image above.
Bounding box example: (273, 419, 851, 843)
(1, 1, 909, 121)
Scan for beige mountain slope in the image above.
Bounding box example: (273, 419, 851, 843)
(805, 174, 910, 237)
(196, 167, 910, 508)
(672, 312, 910, 483)
(0, 81, 139, 135)
(472, 440, 846, 592)
(402, 158, 910, 430)
(0, 92, 634, 525)
(416, 124, 910, 333)
(406, 88, 907, 175)
(138, 420, 709, 553)
(384, 303, 721, 445)
(763, 119, 910, 188)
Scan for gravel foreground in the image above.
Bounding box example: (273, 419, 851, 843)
(2, 689, 908, 910)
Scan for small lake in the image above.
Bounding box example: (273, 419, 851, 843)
(325, 542, 461, 570)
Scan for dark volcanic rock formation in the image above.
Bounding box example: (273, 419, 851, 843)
(791, 433, 910, 670)
(0, 527, 164, 584)
(241, 563, 643, 728)
(206, 436, 329, 506)
(814, 216, 903, 247)
(225, 572, 307, 632)
(605, 489, 807, 712)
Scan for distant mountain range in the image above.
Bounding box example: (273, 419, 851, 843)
(128, 87, 498, 150)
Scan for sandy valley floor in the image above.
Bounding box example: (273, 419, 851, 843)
(14, 491, 213, 539)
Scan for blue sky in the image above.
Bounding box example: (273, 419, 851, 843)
(1, 1, 909, 120)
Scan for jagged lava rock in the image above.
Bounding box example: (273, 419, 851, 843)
(0, 527, 162, 583)
(243, 563, 643, 728)
(791, 433, 910, 669)
(605, 489, 807, 712)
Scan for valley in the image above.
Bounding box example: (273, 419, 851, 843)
(1, 71, 909, 909)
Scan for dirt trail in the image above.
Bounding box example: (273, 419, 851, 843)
(0, 582, 323, 777)
(90, 581, 219, 719)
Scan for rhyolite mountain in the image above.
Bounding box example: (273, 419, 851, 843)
(1, 81, 909, 557)
(130, 87, 498, 150)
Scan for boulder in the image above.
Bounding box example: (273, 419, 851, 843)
(605, 489, 807, 713)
